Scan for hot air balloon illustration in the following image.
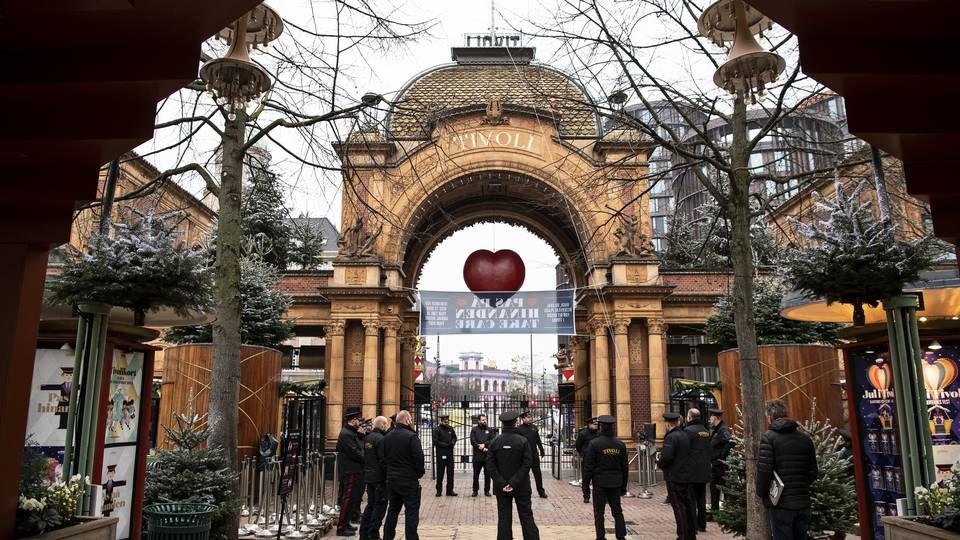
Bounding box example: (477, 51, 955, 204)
(922, 355, 958, 401)
(868, 357, 892, 393)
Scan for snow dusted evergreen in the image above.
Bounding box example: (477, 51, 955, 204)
(241, 167, 293, 270)
(47, 207, 212, 325)
(661, 201, 782, 269)
(706, 278, 840, 349)
(784, 181, 937, 325)
(289, 221, 325, 270)
(164, 255, 293, 347)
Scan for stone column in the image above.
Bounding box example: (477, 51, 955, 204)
(362, 319, 381, 419)
(613, 318, 633, 438)
(323, 319, 346, 442)
(399, 332, 415, 409)
(571, 336, 589, 427)
(381, 321, 401, 416)
(592, 321, 611, 416)
(647, 318, 668, 437)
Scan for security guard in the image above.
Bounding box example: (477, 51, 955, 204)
(519, 411, 548, 498)
(470, 414, 496, 496)
(684, 408, 712, 533)
(381, 410, 425, 540)
(658, 412, 696, 540)
(575, 416, 600, 503)
(359, 416, 389, 540)
(708, 408, 733, 518)
(336, 409, 365, 537)
(433, 414, 458, 496)
(487, 410, 540, 540)
(583, 415, 628, 540)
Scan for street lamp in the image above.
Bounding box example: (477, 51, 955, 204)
(201, 3, 283, 118)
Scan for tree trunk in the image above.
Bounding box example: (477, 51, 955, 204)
(853, 303, 866, 326)
(727, 93, 769, 539)
(209, 108, 245, 540)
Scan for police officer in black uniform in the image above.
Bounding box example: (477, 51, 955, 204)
(381, 410, 425, 540)
(470, 414, 496, 497)
(707, 408, 733, 520)
(658, 412, 696, 540)
(337, 409, 365, 536)
(359, 416, 389, 540)
(519, 411, 548, 498)
(684, 408, 712, 533)
(575, 416, 600, 503)
(583, 415, 628, 540)
(432, 414, 458, 496)
(487, 410, 540, 540)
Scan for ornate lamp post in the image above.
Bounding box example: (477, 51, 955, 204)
(698, 0, 784, 103)
(200, 3, 283, 117)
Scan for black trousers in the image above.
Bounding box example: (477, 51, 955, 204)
(667, 481, 697, 540)
(691, 482, 707, 530)
(360, 482, 388, 539)
(436, 452, 455, 493)
(383, 482, 421, 540)
(337, 473, 363, 532)
(495, 491, 540, 540)
(710, 483, 721, 515)
(579, 457, 590, 498)
(530, 459, 545, 494)
(473, 459, 491, 494)
(592, 486, 626, 540)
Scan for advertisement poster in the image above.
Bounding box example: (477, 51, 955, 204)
(26, 348, 76, 448)
(851, 344, 960, 540)
(101, 445, 136, 539)
(419, 290, 576, 335)
(105, 350, 143, 445)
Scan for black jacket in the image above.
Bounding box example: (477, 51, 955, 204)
(433, 424, 457, 455)
(336, 425, 364, 475)
(583, 432, 628, 491)
(757, 418, 818, 510)
(470, 424, 497, 461)
(658, 424, 692, 483)
(710, 421, 734, 464)
(382, 423, 426, 484)
(487, 427, 533, 495)
(363, 428, 387, 483)
(684, 422, 713, 484)
(575, 426, 599, 456)
(518, 423, 545, 461)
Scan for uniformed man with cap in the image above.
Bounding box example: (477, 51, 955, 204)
(684, 408, 712, 533)
(519, 411, 548, 498)
(433, 414, 458, 496)
(708, 408, 734, 519)
(583, 415, 628, 540)
(575, 416, 600, 503)
(470, 414, 496, 496)
(658, 411, 696, 540)
(337, 408, 365, 536)
(487, 410, 540, 540)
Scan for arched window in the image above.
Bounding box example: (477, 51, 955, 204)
(484, 380, 489, 392)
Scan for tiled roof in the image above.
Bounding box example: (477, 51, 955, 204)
(387, 64, 599, 139)
(289, 216, 339, 250)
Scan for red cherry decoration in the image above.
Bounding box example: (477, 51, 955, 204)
(463, 249, 526, 292)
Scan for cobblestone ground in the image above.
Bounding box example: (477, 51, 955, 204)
(322, 473, 736, 539)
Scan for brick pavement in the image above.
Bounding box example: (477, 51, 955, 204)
(323, 474, 735, 539)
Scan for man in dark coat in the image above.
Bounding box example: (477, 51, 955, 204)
(583, 415, 628, 540)
(658, 412, 696, 540)
(337, 409, 365, 536)
(684, 408, 712, 533)
(519, 411, 548, 498)
(487, 410, 540, 540)
(708, 408, 734, 519)
(359, 416, 389, 540)
(757, 400, 818, 540)
(432, 414, 458, 496)
(470, 414, 496, 497)
(575, 417, 600, 503)
(382, 410, 425, 540)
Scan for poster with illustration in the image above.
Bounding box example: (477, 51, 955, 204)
(104, 350, 143, 445)
(851, 344, 960, 540)
(101, 445, 136, 539)
(26, 348, 77, 447)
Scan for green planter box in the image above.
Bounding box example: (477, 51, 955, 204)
(883, 516, 960, 540)
(29, 517, 118, 540)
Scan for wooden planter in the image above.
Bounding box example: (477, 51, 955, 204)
(30, 517, 118, 540)
(883, 516, 960, 539)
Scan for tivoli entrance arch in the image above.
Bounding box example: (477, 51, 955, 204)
(284, 44, 722, 444)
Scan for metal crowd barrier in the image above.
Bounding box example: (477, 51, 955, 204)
(237, 451, 340, 538)
(635, 439, 657, 499)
